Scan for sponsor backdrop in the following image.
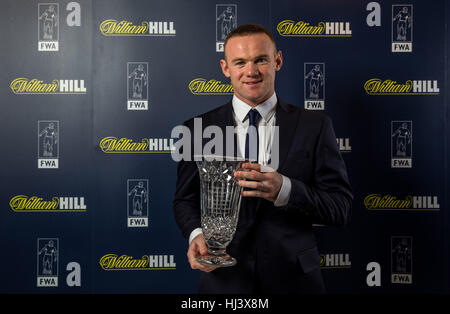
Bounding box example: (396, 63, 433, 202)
(0, 0, 448, 294)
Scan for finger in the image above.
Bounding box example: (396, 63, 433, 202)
(242, 162, 261, 172)
(259, 164, 275, 173)
(187, 241, 204, 264)
(187, 248, 208, 270)
(238, 179, 264, 191)
(188, 251, 218, 272)
(187, 246, 199, 268)
(187, 237, 220, 272)
(235, 170, 265, 181)
(241, 189, 269, 198)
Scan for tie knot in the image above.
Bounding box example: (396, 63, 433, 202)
(248, 109, 261, 127)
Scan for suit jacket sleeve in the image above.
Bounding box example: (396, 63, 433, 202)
(285, 115, 353, 227)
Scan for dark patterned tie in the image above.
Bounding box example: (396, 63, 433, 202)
(245, 109, 261, 162)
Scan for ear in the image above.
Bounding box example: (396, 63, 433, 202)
(275, 50, 283, 72)
(220, 59, 231, 78)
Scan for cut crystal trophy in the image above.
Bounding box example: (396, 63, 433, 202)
(195, 155, 245, 267)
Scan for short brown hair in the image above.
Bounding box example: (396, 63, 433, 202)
(223, 24, 278, 57)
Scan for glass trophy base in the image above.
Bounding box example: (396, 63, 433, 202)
(197, 254, 236, 267)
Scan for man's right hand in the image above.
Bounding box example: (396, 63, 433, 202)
(187, 234, 218, 273)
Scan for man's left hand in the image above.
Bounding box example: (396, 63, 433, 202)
(234, 163, 283, 203)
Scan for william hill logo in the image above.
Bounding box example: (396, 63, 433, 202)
(277, 20, 351, 37)
(99, 254, 176, 270)
(320, 254, 351, 269)
(99, 19, 176, 36)
(336, 138, 351, 153)
(99, 136, 175, 153)
(364, 79, 440, 95)
(364, 194, 440, 211)
(189, 78, 233, 95)
(9, 195, 87, 212)
(10, 78, 87, 94)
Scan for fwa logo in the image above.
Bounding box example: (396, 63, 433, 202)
(391, 121, 412, 168)
(216, 4, 237, 52)
(38, 3, 59, 51)
(38, 120, 59, 168)
(36, 238, 82, 288)
(392, 5, 413, 52)
(127, 62, 148, 110)
(37, 2, 81, 51)
(391, 236, 412, 284)
(304, 63, 325, 110)
(37, 238, 59, 287)
(127, 179, 149, 227)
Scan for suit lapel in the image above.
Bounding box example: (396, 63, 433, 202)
(221, 101, 238, 158)
(205, 101, 237, 157)
(218, 100, 235, 129)
(274, 99, 300, 173)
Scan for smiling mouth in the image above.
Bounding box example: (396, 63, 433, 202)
(244, 80, 262, 86)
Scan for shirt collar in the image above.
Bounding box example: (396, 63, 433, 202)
(232, 92, 277, 123)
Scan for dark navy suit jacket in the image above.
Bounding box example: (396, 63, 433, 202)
(173, 99, 353, 294)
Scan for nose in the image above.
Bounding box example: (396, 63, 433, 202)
(246, 62, 259, 76)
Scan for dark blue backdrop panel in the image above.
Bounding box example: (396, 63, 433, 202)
(1, 0, 94, 293)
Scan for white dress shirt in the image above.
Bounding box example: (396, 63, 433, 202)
(189, 92, 292, 244)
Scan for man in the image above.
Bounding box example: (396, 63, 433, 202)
(128, 181, 147, 216)
(128, 63, 147, 99)
(38, 240, 58, 275)
(392, 122, 411, 157)
(173, 24, 352, 293)
(39, 5, 58, 40)
(393, 6, 411, 41)
(305, 64, 324, 99)
(39, 122, 58, 157)
(217, 6, 237, 40)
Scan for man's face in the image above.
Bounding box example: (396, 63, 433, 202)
(220, 33, 283, 107)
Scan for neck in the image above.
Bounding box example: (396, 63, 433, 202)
(234, 92, 274, 108)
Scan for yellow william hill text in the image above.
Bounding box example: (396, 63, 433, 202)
(99, 137, 174, 153)
(100, 19, 176, 36)
(9, 195, 87, 212)
(277, 20, 352, 37)
(364, 79, 440, 95)
(189, 78, 233, 95)
(364, 194, 440, 211)
(99, 254, 176, 270)
(10, 78, 87, 94)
